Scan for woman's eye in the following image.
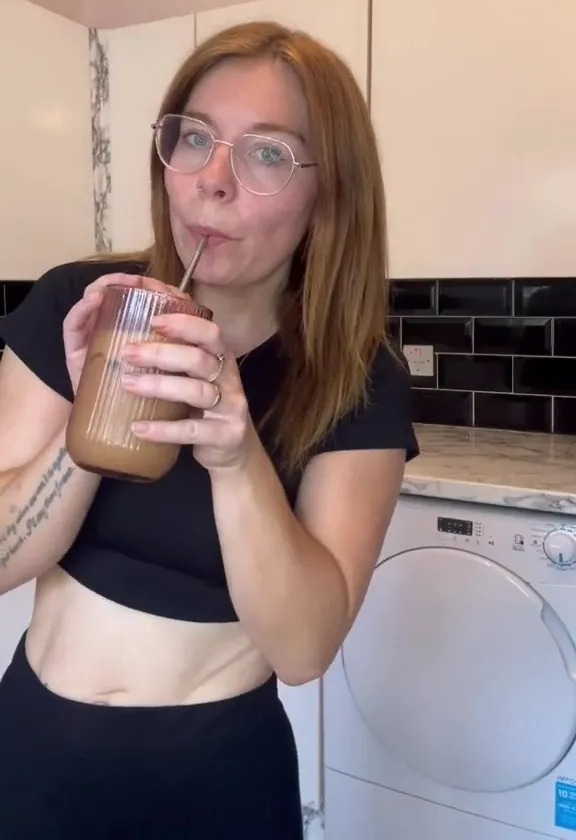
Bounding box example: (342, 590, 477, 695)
(183, 131, 210, 148)
(254, 145, 285, 164)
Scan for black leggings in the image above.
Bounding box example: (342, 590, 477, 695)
(0, 635, 304, 839)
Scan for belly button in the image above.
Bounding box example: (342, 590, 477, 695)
(92, 688, 127, 703)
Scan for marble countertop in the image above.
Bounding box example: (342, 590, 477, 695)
(402, 424, 576, 514)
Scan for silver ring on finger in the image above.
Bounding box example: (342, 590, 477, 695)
(208, 383, 222, 410)
(207, 352, 225, 383)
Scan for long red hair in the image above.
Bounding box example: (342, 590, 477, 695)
(93, 22, 391, 472)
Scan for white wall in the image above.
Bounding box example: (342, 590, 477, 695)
(0, 0, 94, 279)
(372, 0, 576, 278)
(106, 15, 197, 251)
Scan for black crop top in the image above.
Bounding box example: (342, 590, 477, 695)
(0, 261, 419, 623)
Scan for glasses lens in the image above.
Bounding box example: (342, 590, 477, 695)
(156, 115, 213, 173)
(232, 135, 295, 195)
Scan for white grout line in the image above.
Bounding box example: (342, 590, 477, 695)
(412, 386, 574, 399)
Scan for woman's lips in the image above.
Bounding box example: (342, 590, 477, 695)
(188, 225, 233, 246)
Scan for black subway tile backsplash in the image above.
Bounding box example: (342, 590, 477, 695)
(554, 319, 576, 357)
(1, 278, 576, 438)
(438, 280, 512, 316)
(475, 318, 551, 356)
(403, 317, 472, 353)
(390, 281, 436, 316)
(515, 280, 576, 317)
(0, 283, 33, 355)
(438, 354, 512, 393)
(412, 389, 472, 427)
(555, 398, 576, 435)
(0, 281, 35, 354)
(392, 276, 576, 434)
(475, 393, 552, 434)
(514, 357, 576, 397)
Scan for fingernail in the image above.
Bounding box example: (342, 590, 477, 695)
(122, 374, 138, 387)
(131, 422, 150, 435)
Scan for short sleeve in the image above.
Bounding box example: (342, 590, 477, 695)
(0, 259, 146, 403)
(0, 264, 81, 401)
(313, 344, 419, 461)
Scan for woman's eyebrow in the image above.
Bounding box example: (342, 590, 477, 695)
(182, 109, 307, 144)
(250, 122, 307, 145)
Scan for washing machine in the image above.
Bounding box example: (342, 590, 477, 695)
(324, 494, 576, 839)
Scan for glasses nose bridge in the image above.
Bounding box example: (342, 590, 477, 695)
(212, 137, 234, 151)
(211, 137, 234, 161)
(204, 136, 234, 170)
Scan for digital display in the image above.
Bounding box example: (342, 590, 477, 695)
(437, 517, 473, 536)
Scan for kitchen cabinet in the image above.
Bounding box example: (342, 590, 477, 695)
(371, 0, 576, 278)
(196, 0, 369, 98)
(106, 15, 198, 251)
(0, 0, 94, 279)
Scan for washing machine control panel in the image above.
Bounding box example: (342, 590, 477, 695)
(429, 513, 576, 572)
(438, 516, 482, 538)
(542, 527, 576, 568)
(438, 517, 471, 536)
(382, 497, 576, 582)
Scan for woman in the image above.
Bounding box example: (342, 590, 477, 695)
(0, 21, 418, 839)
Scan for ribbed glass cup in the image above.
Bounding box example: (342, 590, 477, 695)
(66, 285, 212, 482)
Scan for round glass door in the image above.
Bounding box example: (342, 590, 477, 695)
(342, 548, 576, 792)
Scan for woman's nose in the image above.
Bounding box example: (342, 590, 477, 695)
(197, 140, 236, 200)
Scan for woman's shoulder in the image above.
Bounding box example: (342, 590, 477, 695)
(313, 341, 419, 461)
(0, 258, 149, 404)
(369, 340, 410, 381)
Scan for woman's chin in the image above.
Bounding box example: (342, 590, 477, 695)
(191, 270, 237, 290)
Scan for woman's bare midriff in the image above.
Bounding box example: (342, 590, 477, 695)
(25, 566, 273, 707)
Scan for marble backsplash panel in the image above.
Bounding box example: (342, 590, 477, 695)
(89, 28, 112, 252)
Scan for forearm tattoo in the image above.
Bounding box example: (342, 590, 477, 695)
(0, 448, 74, 567)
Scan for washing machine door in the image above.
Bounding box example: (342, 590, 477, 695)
(342, 548, 576, 793)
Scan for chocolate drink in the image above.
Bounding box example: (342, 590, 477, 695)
(66, 285, 213, 482)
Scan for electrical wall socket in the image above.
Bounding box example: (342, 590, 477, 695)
(403, 344, 434, 377)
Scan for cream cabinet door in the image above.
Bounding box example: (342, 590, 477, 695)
(106, 15, 198, 251)
(0, 2, 94, 279)
(196, 0, 369, 98)
(371, 0, 576, 278)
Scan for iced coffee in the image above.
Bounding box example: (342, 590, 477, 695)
(66, 284, 213, 482)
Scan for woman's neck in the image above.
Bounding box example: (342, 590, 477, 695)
(192, 281, 280, 358)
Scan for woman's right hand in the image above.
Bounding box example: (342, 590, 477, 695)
(63, 273, 176, 393)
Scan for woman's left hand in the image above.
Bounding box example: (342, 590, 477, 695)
(121, 312, 254, 472)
